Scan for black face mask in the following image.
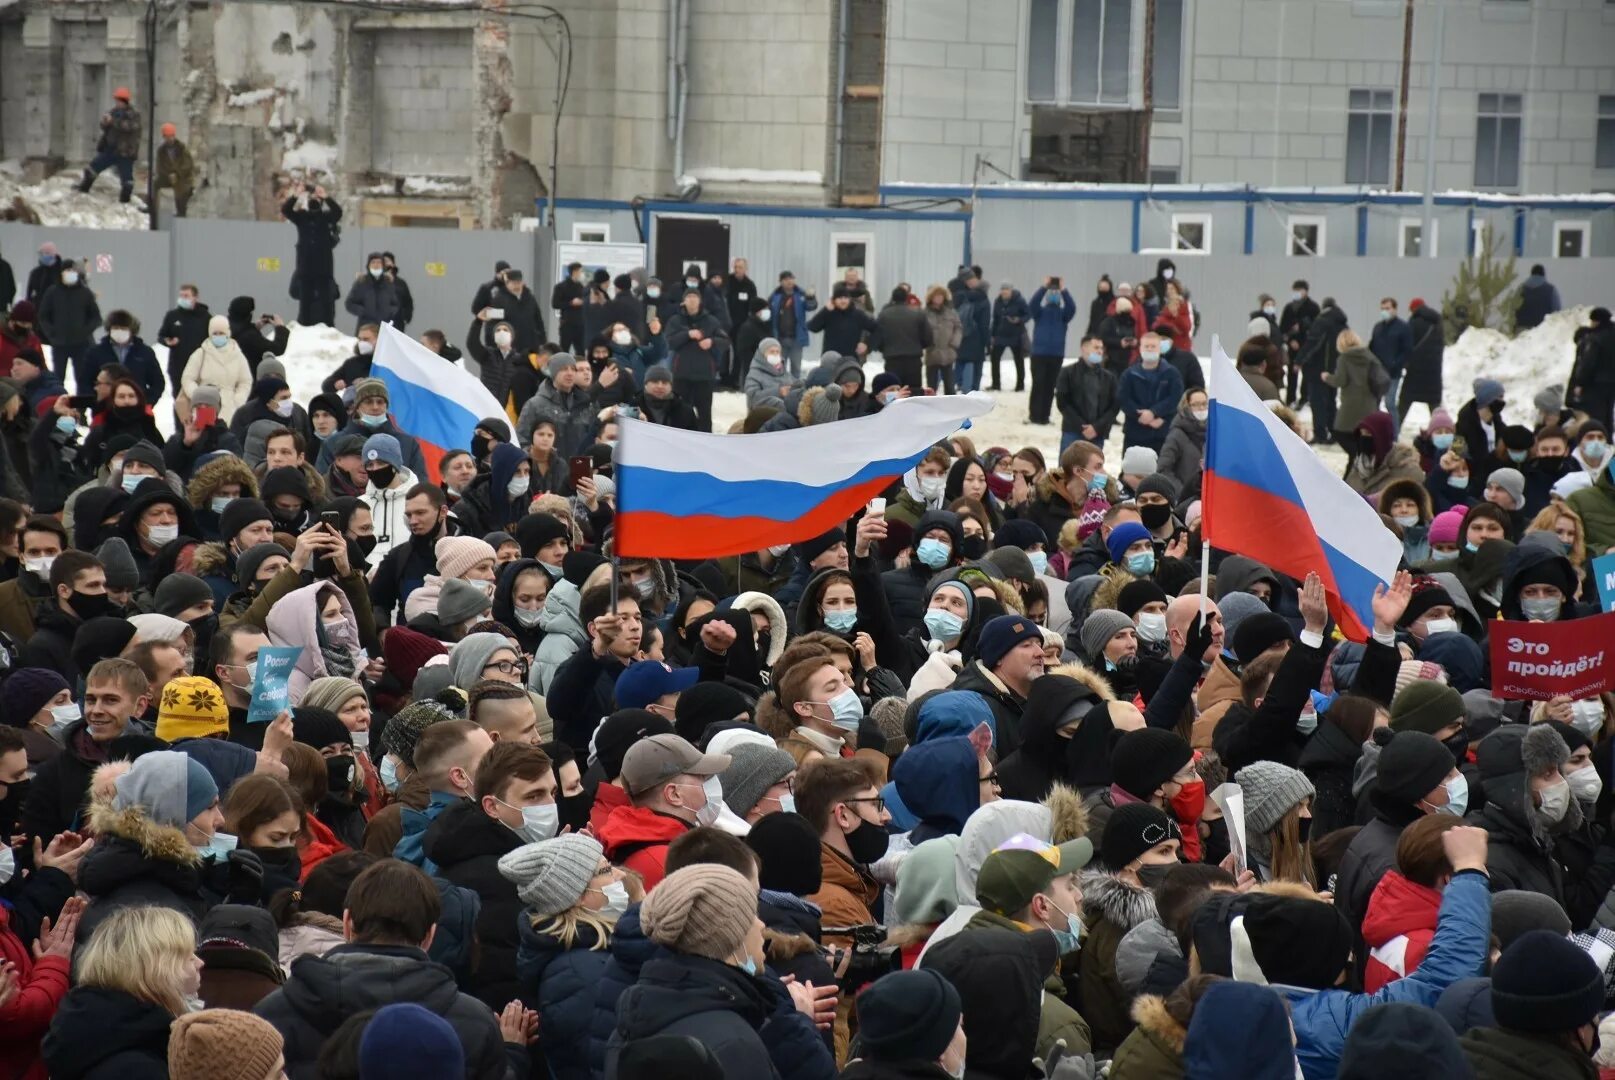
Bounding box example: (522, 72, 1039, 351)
(557, 790, 593, 835)
(472, 433, 491, 460)
(1135, 861, 1176, 889)
(1139, 503, 1173, 531)
(845, 817, 890, 865)
(1297, 816, 1313, 845)
(112, 405, 144, 423)
(1443, 730, 1469, 765)
(67, 589, 113, 621)
(248, 844, 303, 882)
(326, 754, 357, 796)
(1202, 816, 1231, 868)
(354, 534, 378, 559)
(959, 535, 988, 561)
(367, 464, 396, 490)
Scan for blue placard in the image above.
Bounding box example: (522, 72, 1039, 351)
(247, 645, 303, 723)
(1594, 552, 1615, 614)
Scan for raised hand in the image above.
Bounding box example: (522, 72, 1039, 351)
(1299, 571, 1329, 635)
(1371, 569, 1413, 635)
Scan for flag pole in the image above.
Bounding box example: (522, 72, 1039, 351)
(1199, 337, 1214, 616)
(609, 410, 622, 612)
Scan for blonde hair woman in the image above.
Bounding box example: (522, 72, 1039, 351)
(43, 906, 202, 1077)
(1528, 504, 1587, 572)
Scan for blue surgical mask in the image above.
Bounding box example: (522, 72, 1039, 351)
(915, 537, 950, 569)
(924, 607, 965, 643)
(776, 794, 797, 815)
(1379, 309, 1393, 322)
(1088, 472, 1108, 491)
(1027, 550, 1049, 575)
(1432, 773, 1468, 816)
(1432, 432, 1455, 451)
(1126, 551, 1156, 576)
(1447, 475, 1468, 489)
(1507, 449, 1528, 463)
(1430, 548, 1459, 562)
(358, 412, 386, 427)
(55, 416, 77, 435)
(1044, 898, 1083, 954)
(380, 755, 402, 794)
(1085, 351, 1103, 365)
(121, 473, 145, 493)
(539, 560, 563, 578)
(1158, 340, 1172, 356)
(821, 687, 864, 732)
(1464, 542, 1479, 553)
(210, 333, 229, 348)
(824, 609, 858, 633)
(741, 956, 760, 976)
(196, 830, 238, 863)
(210, 496, 233, 514)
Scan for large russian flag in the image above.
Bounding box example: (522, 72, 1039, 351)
(614, 393, 995, 559)
(371, 323, 509, 484)
(1203, 337, 1401, 640)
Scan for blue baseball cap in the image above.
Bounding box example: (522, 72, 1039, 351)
(615, 660, 700, 711)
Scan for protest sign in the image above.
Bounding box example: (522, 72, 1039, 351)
(247, 645, 302, 723)
(1209, 783, 1247, 873)
(1594, 552, 1615, 614)
(1487, 611, 1615, 701)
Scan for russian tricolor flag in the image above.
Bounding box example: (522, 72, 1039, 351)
(371, 323, 509, 484)
(614, 393, 995, 559)
(1203, 338, 1401, 641)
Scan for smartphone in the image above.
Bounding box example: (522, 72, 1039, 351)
(486, 307, 505, 320)
(320, 509, 342, 533)
(65, 395, 95, 410)
(569, 455, 594, 487)
(867, 497, 886, 516)
(192, 404, 218, 429)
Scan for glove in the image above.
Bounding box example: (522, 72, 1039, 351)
(1036, 1040, 1099, 1080)
(225, 848, 266, 904)
(1184, 611, 1216, 662)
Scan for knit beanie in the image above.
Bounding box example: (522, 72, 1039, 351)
(381, 700, 456, 768)
(718, 742, 797, 819)
(1235, 761, 1316, 835)
(1336, 1001, 1471, 1080)
(1426, 406, 1454, 431)
(1490, 890, 1572, 950)
(1401, 578, 1456, 627)
(447, 632, 509, 690)
(1389, 680, 1465, 735)
(94, 537, 140, 591)
(797, 527, 849, 565)
(674, 680, 754, 745)
(516, 512, 571, 559)
(115, 749, 218, 828)
(1137, 473, 1181, 503)
(155, 676, 230, 742)
(235, 543, 290, 589)
(168, 1009, 285, 1080)
(154, 573, 214, 618)
(1471, 377, 1505, 408)
(301, 676, 366, 716)
(435, 535, 497, 580)
(1491, 929, 1604, 1033)
(291, 706, 351, 750)
(433, 578, 491, 629)
(1077, 490, 1110, 541)
(1100, 802, 1179, 871)
(640, 863, 758, 962)
(1120, 446, 1158, 477)
(1231, 611, 1294, 666)
(856, 969, 964, 1063)
(1374, 730, 1455, 804)
(1079, 609, 1135, 661)
(1110, 728, 1193, 800)
(497, 834, 603, 916)
(1427, 508, 1465, 546)
(2, 667, 70, 722)
(358, 1002, 466, 1080)
(218, 498, 273, 548)
(383, 626, 448, 690)
(72, 617, 138, 674)
(1239, 893, 1354, 989)
(644, 364, 673, 384)
(1116, 579, 1168, 619)
(807, 384, 843, 425)
(1106, 522, 1153, 565)
(1394, 660, 1448, 698)
(594, 709, 674, 780)
(745, 806, 825, 896)
(976, 614, 1044, 669)
(352, 377, 389, 404)
(1215, 592, 1269, 651)
(561, 549, 608, 588)
(362, 432, 404, 471)
(1487, 467, 1525, 510)
(545, 351, 575, 379)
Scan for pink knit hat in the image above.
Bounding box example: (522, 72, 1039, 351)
(434, 535, 496, 579)
(1426, 408, 1456, 433)
(1428, 507, 1465, 545)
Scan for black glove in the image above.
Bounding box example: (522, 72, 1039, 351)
(1185, 611, 1216, 662)
(224, 848, 266, 904)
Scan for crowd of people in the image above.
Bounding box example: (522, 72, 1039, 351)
(0, 231, 1612, 1080)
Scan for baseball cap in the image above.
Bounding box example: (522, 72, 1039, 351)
(619, 733, 731, 797)
(615, 660, 700, 711)
(975, 832, 1094, 917)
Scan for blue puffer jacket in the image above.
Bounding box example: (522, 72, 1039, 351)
(394, 791, 462, 873)
(1118, 360, 1184, 452)
(1027, 287, 1077, 357)
(518, 913, 612, 1080)
(892, 736, 981, 845)
(588, 905, 659, 1079)
(1274, 869, 1490, 1080)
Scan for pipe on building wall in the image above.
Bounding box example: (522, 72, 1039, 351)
(831, 0, 849, 197)
(672, 0, 692, 194)
(666, 0, 678, 144)
(1419, 2, 1444, 259)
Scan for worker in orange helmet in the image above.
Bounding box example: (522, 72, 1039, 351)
(77, 87, 142, 203)
(155, 121, 196, 218)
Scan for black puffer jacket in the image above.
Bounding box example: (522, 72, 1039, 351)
(421, 799, 526, 1010)
(1400, 304, 1445, 404)
(1467, 723, 1572, 903)
(605, 952, 782, 1080)
(879, 510, 964, 637)
(41, 986, 173, 1080)
(1298, 717, 1364, 839)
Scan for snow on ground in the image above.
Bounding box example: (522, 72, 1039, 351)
(0, 161, 148, 229)
(1439, 305, 1588, 426)
(280, 323, 358, 405)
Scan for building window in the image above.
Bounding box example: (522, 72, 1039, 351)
(1345, 89, 1394, 186)
(830, 233, 875, 290)
(1398, 218, 1438, 257)
(1553, 220, 1590, 258)
(572, 223, 610, 243)
(1151, 0, 1184, 111)
(1598, 96, 1615, 170)
(1027, 0, 1138, 107)
(1170, 213, 1211, 253)
(1288, 216, 1326, 256)
(1070, 0, 1133, 105)
(1148, 166, 1181, 184)
(1027, 0, 1060, 103)
(1475, 93, 1523, 190)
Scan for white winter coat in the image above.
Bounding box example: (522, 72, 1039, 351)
(181, 316, 254, 420)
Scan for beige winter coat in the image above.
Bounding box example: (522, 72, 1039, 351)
(180, 315, 254, 420)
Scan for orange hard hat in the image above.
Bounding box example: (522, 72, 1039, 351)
(113, 87, 132, 101)
(161, 123, 177, 137)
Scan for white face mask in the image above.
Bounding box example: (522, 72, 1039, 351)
(595, 879, 631, 917)
(48, 701, 82, 732)
(683, 775, 724, 828)
(765, 352, 782, 366)
(1568, 764, 1603, 804)
(1191, 408, 1208, 422)
(351, 728, 370, 752)
(502, 800, 559, 844)
(1537, 775, 1571, 824)
(273, 399, 295, 417)
(1421, 617, 1458, 638)
(110, 328, 131, 345)
(919, 476, 945, 500)
(613, 330, 632, 345)
(513, 606, 544, 628)
(1392, 514, 1419, 528)
(495, 331, 513, 348)
(145, 522, 180, 547)
(357, 339, 375, 355)
(507, 474, 530, 497)
(23, 555, 54, 579)
(62, 272, 80, 286)
(1136, 611, 1167, 643)
(1570, 700, 1606, 738)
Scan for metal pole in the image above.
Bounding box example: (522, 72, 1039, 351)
(1394, 0, 1414, 191)
(1419, 2, 1444, 259)
(1199, 338, 1213, 614)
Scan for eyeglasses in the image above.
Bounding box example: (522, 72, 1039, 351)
(980, 772, 1001, 787)
(483, 659, 529, 677)
(843, 795, 886, 814)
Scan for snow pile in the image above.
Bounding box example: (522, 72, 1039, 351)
(400, 176, 468, 196)
(280, 140, 338, 181)
(0, 161, 148, 229)
(227, 88, 281, 108)
(680, 168, 825, 186)
(280, 323, 358, 405)
(1444, 305, 1588, 418)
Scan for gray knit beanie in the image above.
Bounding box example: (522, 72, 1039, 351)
(438, 578, 493, 628)
(1079, 609, 1136, 661)
(114, 749, 218, 829)
(719, 743, 797, 818)
(94, 537, 140, 591)
(1236, 761, 1316, 835)
(497, 834, 603, 917)
(641, 864, 758, 962)
(447, 632, 507, 689)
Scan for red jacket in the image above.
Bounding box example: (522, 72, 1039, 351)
(1152, 303, 1194, 351)
(595, 804, 692, 891)
(1361, 870, 1442, 992)
(0, 327, 42, 378)
(589, 780, 630, 836)
(297, 812, 350, 883)
(0, 905, 71, 1080)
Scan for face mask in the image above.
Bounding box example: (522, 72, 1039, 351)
(687, 774, 724, 828)
(1136, 611, 1167, 644)
(358, 411, 386, 427)
(1171, 778, 1207, 822)
(1297, 707, 1320, 735)
(924, 607, 965, 643)
(210, 496, 234, 515)
(272, 398, 295, 418)
(1140, 351, 1160, 365)
(1585, 441, 1608, 461)
(369, 266, 384, 279)
(1027, 550, 1049, 575)
(775, 793, 798, 815)
(995, 470, 1014, 484)
(121, 473, 146, 494)
(110, 329, 131, 345)
(1538, 775, 1571, 824)
(1378, 309, 1394, 323)
(819, 687, 864, 733)
(1191, 408, 1209, 423)
(367, 464, 397, 490)
(210, 333, 229, 348)
(197, 830, 238, 862)
(1042, 897, 1083, 954)
(513, 606, 544, 628)
(326, 754, 357, 794)
(1571, 700, 1606, 739)
(62, 272, 80, 286)
(503, 799, 559, 843)
(880, 390, 899, 405)
(178, 296, 194, 309)
(1422, 617, 1458, 637)
(915, 537, 950, 568)
(1085, 351, 1103, 365)
(1432, 432, 1455, 451)
(845, 817, 890, 864)
(1140, 503, 1172, 531)
(1392, 514, 1419, 528)
(507, 474, 530, 498)
(48, 702, 82, 735)
(67, 589, 113, 621)
(494, 331, 513, 349)
(824, 609, 858, 633)
(1263, 304, 1276, 316)
(1568, 765, 1604, 804)
(632, 577, 656, 601)
(24, 555, 54, 579)
(350, 729, 369, 753)
(596, 879, 631, 917)
(380, 755, 402, 794)
(1159, 341, 1173, 356)
(355, 338, 376, 356)
(1135, 861, 1175, 889)
(1448, 476, 1469, 490)
(919, 476, 945, 501)
(1430, 549, 1458, 563)
(1430, 773, 1468, 816)
(1290, 291, 1302, 302)
(1126, 551, 1156, 576)
(1086, 472, 1109, 492)
(1507, 449, 1528, 464)
(55, 416, 77, 435)
(646, 287, 661, 299)
(1520, 597, 1560, 622)
(146, 522, 180, 547)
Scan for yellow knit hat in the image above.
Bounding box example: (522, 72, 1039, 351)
(155, 675, 230, 742)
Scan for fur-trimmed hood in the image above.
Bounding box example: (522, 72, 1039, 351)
(1047, 661, 1118, 701)
(85, 762, 200, 867)
(186, 454, 260, 507)
(1080, 869, 1157, 933)
(1130, 992, 1188, 1055)
(727, 590, 788, 667)
(192, 540, 231, 578)
(762, 927, 820, 964)
(1043, 782, 1090, 843)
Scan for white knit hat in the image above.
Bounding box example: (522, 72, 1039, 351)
(497, 834, 603, 916)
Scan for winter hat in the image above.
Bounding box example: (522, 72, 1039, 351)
(645, 365, 673, 385)
(357, 1003, 465, 1080)
(516, 512, 570, 558)
(1426, 407, 1455, 432)
(1471, 377, 1505, 408)
(362, 433, 404, 471)
(434, 536, 497, 580)
(1232, 611, 1295, 666)
(757, 336, 781, 357)
(1116, 579, 1168, 619)
(745, 807, 824, 896)
(72, 617, 138, 674)
(497, 834, 604, 916)
(872, 372, 901, 395)
(1401, 578, 1456, 627)
(1389, 680, 1465, 735)
(1235, 761, 1315, 835)
(1111, 728, 1193, 800)
(93, 537, 139, 591)
(797, 527, 848, 564)
(483, 530, 516, 552)
(673, 680, 753, 746)
(1394, 660, 1448, 698)
(2, 668, 71, 723)
(235, 543, 290, 589)
(291, 706, 351, 751)
(640, 863, 758, 962)
(1374, 731, 1456, 805)
(438, 578, 494, 628)
(544, 352, 575, 380)
(1486, 467, 1524, 509)
(1426, 507, 1465, 546)
(992, 518, 1046, 554)
(382, 627, 448, 691)
(808, 385, 843, 425)
(126, 613, 188, 645)
(1237, 893, 1354, 989)
(1079, 609, 1136, 661)
(1120, 446, 1158, 477)
(381, 700, 456, 768)
(1105, 522, 1152, 565)
(594, 708, 674, 780)
(1490, 929, 1604, 1033)
(705, 726, 776, 757)
(168, 1009, 285, 1080)
(1533, 384, 1565, 414)
(1100, 802, 1179, 871)
(8, 299, 36, 322)
(557, 549, 606, 588)
(1136, 473, 1181, 502)
(1215, 592, 1269, 651)
(219, 497, 274, 543)
(1336, 1002, 1470, 1080)
(1490, 890, 1571, 950)
(114, 749, 218, 829)
(122, 441, 167, 474)
(446, 632, 509, 690)
(718, 742, 796, 819)
(976, 834, 1094, 916)
(976, 614, 1044, 670)
(153, 573, 214, 618)
(155, 676, 230, 742)
(856, 969, 963, 1064)
(352, 377, 389, 404)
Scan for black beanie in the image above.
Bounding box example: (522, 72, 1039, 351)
(515, 512, 570, 559)
(291, 706, 352, 750)
(72, 617, 139, 675)
(1374, 730, 1455, 804)
(796, 526, 848, 564)
(562, 549, 608, 588)
(1232, 610, 1295, 666)
(594, 709, 673, 781)
(1100, 802, 1179, 871)
(1116, 578, 1169, 619)
(1400, 579, 1456, 628)
(1240, 893, 1354, 989)
(1110, 728, 1192, 801)
(673, 681, 753, 745)
(744, 810, 824, 896)
(219, 498, 273, 545)
(855, 969, 963, 1063)
(1490, 929, 1604, 1033)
